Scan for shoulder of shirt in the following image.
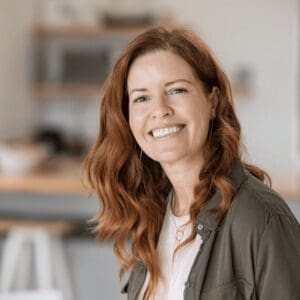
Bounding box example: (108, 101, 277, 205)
(225, 171, 299, 233)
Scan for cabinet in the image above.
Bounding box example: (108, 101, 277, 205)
(30, 22, 167, 98)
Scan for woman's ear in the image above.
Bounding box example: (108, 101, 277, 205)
(209, 86, 219, 119)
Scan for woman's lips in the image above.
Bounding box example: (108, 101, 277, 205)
(149, 124, 186, 138)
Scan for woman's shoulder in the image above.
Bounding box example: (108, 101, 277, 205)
(227, 170, 299, 234)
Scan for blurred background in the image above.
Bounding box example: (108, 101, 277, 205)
(0, 0, 299, 299)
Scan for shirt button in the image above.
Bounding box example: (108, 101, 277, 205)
(197, 223, 204, 231)
(185, 281, 192, 288)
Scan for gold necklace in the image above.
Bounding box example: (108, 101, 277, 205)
(170, 191, 188, 244)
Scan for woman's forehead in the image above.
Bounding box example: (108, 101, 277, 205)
(127, 50, 197, 91)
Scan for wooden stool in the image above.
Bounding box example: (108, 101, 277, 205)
(0, 220, 75, 300)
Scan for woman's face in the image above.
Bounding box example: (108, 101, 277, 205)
(127, 50, 214, 167)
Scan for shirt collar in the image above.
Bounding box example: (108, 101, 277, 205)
(195, 159, 248, 233)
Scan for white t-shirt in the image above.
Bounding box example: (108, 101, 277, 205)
(137, 194, 203, 300)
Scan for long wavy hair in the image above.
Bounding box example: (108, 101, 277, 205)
(83, 26, 271, 300)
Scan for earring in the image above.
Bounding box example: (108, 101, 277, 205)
(139, 148, 143, 160)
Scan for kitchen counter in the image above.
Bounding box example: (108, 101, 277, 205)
(0, 157, 86, 195)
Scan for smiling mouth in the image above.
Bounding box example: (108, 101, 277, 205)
(149, 124, 185, 138)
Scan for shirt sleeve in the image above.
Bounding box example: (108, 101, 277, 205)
(255, 213, 300, 299)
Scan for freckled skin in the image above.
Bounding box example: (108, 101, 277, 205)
(127, 50, 214, 171)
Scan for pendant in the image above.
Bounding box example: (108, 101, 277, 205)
(176, 228, 185, 243)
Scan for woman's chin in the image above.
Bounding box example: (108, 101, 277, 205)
(151, 152, 187, 165)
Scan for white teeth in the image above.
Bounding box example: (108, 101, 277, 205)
(152, 126, 183, 138)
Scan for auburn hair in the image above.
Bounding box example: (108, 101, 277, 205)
(83, 26, 271, 299)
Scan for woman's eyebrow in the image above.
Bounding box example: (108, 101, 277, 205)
(165, 78, 193, 86)
(129, 79, 193, 96)
(129, 88, 148, 96)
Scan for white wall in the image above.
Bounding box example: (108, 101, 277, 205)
(0, 0, 39, 139)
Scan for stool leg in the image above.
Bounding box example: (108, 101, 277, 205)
(33, 229, 52, 289)
(52, 236, 74, 300)
(0, 229, 28, 292)
(14, 239, 32, 290)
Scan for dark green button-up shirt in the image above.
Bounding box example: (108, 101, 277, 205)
(122, 160, 300, 299)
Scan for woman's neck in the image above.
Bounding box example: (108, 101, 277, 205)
(162, 157, 203, 217)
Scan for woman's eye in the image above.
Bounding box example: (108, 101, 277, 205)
(133, 96, 149, 103)
(170, 88, 188, 95)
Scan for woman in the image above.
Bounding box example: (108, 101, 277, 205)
(84, 27, 300, 300)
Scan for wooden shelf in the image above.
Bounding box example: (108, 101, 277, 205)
(0, 157, 86, 195)
(272, 182, 300, 200)
(32, 83, 102, 98)
(29, 12, 176, 37)
(30, 22, 163, 38)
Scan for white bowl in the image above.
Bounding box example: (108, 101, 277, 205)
(0, 143, 48, 176)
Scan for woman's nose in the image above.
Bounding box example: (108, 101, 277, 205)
(151, 97, 174, 119)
